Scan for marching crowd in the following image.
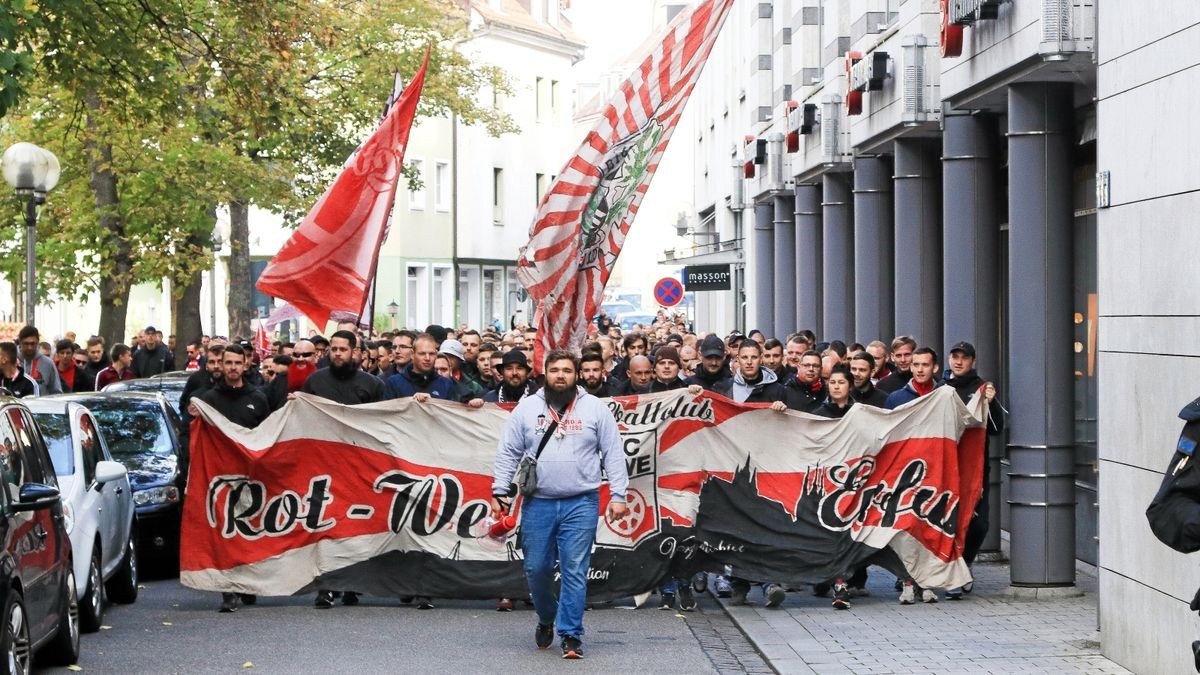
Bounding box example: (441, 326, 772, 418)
(0, 311, 1004, 648)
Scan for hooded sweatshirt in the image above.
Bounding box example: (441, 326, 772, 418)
(715, 367, 785, 404)
(491, 387, 628, 502)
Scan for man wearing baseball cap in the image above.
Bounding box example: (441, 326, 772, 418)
(686, 334, 731, 392)
(944, 340, 1005, 599)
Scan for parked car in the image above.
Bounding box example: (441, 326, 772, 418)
(0, 397, 80, 669)
(102, 371, 189, 415)
(50, 392, 183, 573)
(27, 398, 138, 633)
(600, 301, 637, 319)
(618, 312, 658, 332)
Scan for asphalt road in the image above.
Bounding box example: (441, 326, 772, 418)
(35, 576, 770, 674)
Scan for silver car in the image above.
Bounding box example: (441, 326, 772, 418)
(27, 399, 138, 633)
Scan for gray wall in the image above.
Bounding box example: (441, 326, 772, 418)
(1096, 5, 1200, 674)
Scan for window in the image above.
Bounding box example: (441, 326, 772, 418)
(550, 80, 560, 117)
(31, 412, 74, 477)
(536, 173, 547, 206)
(408, 158, 425, 210)
(434, 161, 449, 212)
(493, 168, 504, 225)
(433, 266, 453, 326)
(535, 76, 544, 122)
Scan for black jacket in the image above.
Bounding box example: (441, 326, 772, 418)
(0, 367, 37, 398)
(876, 369, 912, 394)
(852, 382, 889, 408)
(302, 366, 385, 405)
(814, 399, 854, 419)
(609, 379, 652, 397)
(782, 376, 826, 413)
(483, 381, 537, 403)
(649, 377, 687, 393)
(945, 369, 1006, 434)
(132, 344, 174, 378)
(684, 367, 727, 392)
(198, 381, 270, 429)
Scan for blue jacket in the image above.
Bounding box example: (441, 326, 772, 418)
(384, 364, 455, 401)
(491, 387, 628, 502)
(885, 380, 942, 409)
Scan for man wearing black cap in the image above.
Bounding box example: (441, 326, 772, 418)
(484, 350, 537, 403)
(686, 334, 730, 391)
(131, 325, 174, 378)
(943, 340, 1004, 599)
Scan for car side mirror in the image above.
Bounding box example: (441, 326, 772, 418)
(11, 482, 60, 512)
(94, 460, 127, 488)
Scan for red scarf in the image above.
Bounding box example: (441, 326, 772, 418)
(912, 378, 935, 397)
(287, 361, 316, 392)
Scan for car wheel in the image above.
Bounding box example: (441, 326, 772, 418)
(1, 589, 30, 675)
(79, 547, 104, 633)
(39, 569, 80, 666)
(105, 524, 138, 604)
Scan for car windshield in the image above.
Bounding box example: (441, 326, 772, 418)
(80, 399, 174, 462)
(31, 412, 73, 476)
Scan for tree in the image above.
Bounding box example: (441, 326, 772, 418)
(0, 0, 513, 346)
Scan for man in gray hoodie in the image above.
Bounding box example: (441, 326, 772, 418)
(17, 325, 60, 395)
(491, 349, 629, 660)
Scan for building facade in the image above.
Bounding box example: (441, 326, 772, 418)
(682, 1, 1197, 672)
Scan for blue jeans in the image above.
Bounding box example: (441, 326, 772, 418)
(521, 492, 599, 639)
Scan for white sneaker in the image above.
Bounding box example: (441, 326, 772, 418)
(922, 589, 939, 603)
(899, 583, 915, 605)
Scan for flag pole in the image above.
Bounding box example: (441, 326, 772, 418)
(361, 67, 411, 335)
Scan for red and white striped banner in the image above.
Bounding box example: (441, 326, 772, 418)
(180, 387, 987, 599)
(516, 0, 736, 367)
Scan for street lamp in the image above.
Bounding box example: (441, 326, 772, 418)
(386, 300, 400, 329)
(1, 143, 61, 324)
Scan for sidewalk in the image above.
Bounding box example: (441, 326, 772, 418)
(713, 562, 1130, 675)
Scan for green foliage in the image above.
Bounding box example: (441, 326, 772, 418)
(0, 0, 515, 311)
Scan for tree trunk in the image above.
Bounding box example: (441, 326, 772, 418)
(227, 197, 253, 340)
(171, 208, 210, 369)
(85, 94, 132, 348)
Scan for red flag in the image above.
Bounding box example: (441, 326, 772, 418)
(253, 322, 271, 359)
(256, 49, 431, 328)
(516, 0, 734, 368)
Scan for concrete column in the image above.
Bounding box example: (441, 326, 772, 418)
(852, 155, 894, 345)
(1007, 82, 1075, 587)
(773, 194, 796, 337)
(943, 112, 1002, 553)
(894, 139, 943, 353)
(794, 183, 823, 333)
(752, 201, 775, 339)
(821, 173, 853, 342)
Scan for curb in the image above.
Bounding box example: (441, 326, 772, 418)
(704, 586, 782, 675)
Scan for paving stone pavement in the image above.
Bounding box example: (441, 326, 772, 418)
(711, 562, 1131, 675)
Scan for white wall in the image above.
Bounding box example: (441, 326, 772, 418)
(1096, 4, 1200, 674)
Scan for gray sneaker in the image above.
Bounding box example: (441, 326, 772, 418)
(764, 584, 786, 608)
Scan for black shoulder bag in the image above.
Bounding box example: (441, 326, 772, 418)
(512, 416, 559, 498)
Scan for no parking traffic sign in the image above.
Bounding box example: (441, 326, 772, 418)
(653, 277, 684, 307)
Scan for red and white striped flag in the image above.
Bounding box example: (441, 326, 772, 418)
(256, 49, 430, 328)
(516, 0, 734, 366)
